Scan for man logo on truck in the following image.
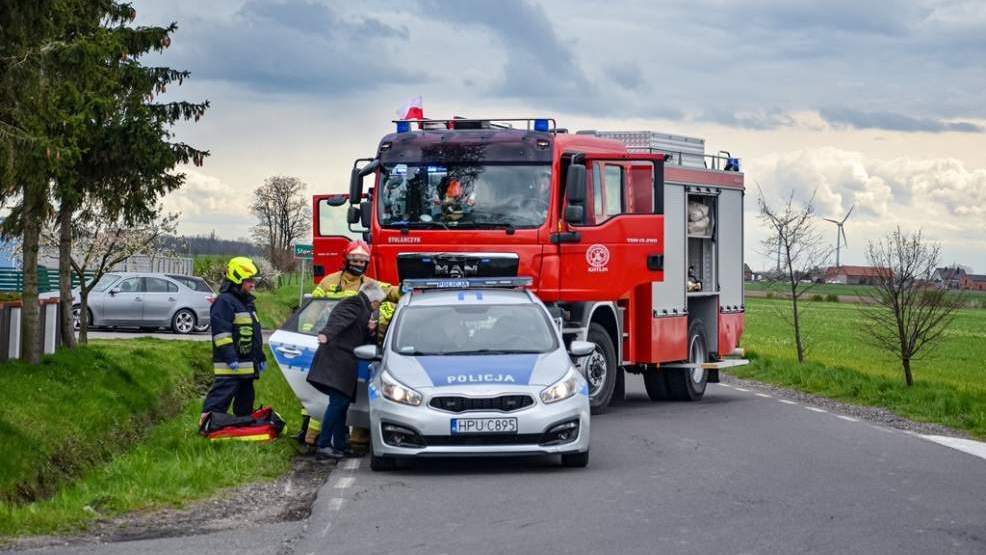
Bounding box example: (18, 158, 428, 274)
(586, 244, 610, 272)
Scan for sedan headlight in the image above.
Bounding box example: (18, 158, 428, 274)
(540, 368, 580, 404)
(380, 370, 423, 406)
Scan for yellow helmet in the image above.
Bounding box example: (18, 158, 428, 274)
(226, 256, 258, 284)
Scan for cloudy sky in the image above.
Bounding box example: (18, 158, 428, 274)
(133, 0, 986, 271)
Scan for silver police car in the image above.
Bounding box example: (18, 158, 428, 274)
(356, 278, 593, 470)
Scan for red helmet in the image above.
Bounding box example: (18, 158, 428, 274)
(345, 240, 371, 259)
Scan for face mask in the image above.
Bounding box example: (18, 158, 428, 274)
(345, 262, 366, 277)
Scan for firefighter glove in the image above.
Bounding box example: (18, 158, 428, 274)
(228, 360, 239, 371)
(258, 361, 267, 375)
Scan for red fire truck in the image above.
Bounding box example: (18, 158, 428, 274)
(313, 118, 748, 413)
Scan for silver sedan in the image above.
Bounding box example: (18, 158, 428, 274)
(73, 272, 214, 334)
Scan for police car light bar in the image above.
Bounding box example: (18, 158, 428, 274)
(402, 277, 534, 292)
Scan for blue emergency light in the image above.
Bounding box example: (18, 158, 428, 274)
(534, 119, 550, 132)
(402, 276, 533, 293)
(396, 121, 411, 133)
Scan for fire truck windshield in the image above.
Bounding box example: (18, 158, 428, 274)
(378, 163, 551, 229)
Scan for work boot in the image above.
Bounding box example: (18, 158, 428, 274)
(315, 447, 344, 462)
(292, 416, 310, 443)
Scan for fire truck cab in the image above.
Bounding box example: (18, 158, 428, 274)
(314, 118, 747, 413)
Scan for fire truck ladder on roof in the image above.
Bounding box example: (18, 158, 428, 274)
(625, 146, 741, 172)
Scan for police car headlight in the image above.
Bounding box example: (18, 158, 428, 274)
(540, 368, 580, 404)
(381, 371, 422, 406)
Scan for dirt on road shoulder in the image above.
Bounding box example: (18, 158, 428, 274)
(5, 454, 330, 552)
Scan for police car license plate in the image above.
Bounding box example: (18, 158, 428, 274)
(451, 417, 518, 434)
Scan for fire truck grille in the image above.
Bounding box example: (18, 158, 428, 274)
(429, 395, 534, 413)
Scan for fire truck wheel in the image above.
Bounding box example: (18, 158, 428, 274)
(667, 321, 708, 401)
(584, 323, 617, 414)
(643, 368, 671, 401)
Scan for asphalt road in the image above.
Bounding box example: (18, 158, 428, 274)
(16, 376, 986, 555)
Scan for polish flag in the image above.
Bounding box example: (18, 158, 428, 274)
(396, 96, 424, 122)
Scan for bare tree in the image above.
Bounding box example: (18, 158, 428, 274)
(251, 176, 310, 272)
(860, 228, 962, 386)
(758, 188, 830, 363)
(42, 205, 179, 344)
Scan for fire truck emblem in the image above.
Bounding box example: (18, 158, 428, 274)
(586, 244, 610, 271)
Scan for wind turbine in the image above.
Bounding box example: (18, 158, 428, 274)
(824, 205, 854, 268)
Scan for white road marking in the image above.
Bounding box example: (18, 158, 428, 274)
(778, 399, 797, 405)
(918, 435, 986, 462)
(734, 387, 751, 392)
(836, 415, 860, 422)
(755, 393, 772, 398)
(341, 458, 362, 471)
(334, 476, 356, 489)
(718, 384, 735, 389)
(326, 497, 346, 511)
(805, 407, 827, 413)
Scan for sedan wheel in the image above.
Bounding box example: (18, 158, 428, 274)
(171, 309, 196, 334)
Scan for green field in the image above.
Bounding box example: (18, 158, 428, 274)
(744, 281, 986, 307)
(253, 274, 313, 329)
(733, 298, 986, 438)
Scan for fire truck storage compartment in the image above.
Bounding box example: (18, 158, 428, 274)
(686, 190, 717, 293)
(649, 183, 686, 317)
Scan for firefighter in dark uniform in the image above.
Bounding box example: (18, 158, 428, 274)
(201, 257, 266, 424)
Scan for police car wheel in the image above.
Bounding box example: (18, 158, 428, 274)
(584, 323, 617, 415)
(667, 321, 708, 401)
(561, 451, 589, 468)
(370, 454, 396, 471)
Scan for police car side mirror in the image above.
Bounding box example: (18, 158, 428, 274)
(569, 340, 595, 357)
(109, 288, 119, 296)
(354, 344, 382, 361)
(565, 164, 586, 204)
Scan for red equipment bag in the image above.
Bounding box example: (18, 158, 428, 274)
(200, 406, 286, 443)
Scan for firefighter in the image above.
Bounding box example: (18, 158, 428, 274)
(201, 257, 266, 425)
(312, 240, 400, 302)
(303, 239, 400, 450)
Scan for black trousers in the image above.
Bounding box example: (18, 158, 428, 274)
(202, 377, 255, 416)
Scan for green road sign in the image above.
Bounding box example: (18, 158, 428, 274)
(294, 243, 313, 258)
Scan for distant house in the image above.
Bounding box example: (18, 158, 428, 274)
(932, 267, 966, 289)
(822, 265, 885, 285)
(961, 273, 986, 291)
(744, 263, 754, 282)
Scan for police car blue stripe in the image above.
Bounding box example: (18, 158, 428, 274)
(415, 355, 538, 386)
(270, 342, 371, 379)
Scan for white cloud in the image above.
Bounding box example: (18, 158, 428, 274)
(161, 169, 256, 240)
(747, 147, 986, 271)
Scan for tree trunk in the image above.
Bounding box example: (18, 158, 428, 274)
(20, 185, 42, 364)
(902, 357, 913, 387)
(790, 280, 805, 363)
(78, 287, 91, 345)
(57, 201, 77, 349)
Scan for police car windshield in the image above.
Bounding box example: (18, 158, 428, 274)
(393, 303, 557, 355)
(378, 164, 550, 229)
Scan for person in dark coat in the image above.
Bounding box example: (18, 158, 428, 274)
(307, 281, 386, 461)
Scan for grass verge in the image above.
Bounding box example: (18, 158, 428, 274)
(732, 298, 986, 439)
(253, 275, 313, 329)
(0, 341, 301, 537)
